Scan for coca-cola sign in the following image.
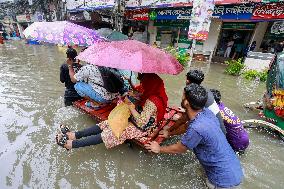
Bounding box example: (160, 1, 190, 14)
(125, 9, 149, 21)
(252, 3, 284, 20)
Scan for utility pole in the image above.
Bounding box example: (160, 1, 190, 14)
(113, 0, 125, 32)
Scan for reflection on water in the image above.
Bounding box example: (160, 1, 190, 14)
(0, 41, 283, 188)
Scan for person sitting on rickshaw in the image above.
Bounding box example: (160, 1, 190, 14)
(56, 73, 168, 150)
(210, 89, 250, 152)
(67, 59, 123, 108)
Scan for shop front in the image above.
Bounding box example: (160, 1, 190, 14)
(215, 22, 256, 57)
(251, 2, 284, 53)
(212, 2, 284, 59)
(149, 7, 192, 48)
(124, 9, 149, 37)
(211, 3, 257, 58)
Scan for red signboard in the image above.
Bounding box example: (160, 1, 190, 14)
(125, 9, 149, 21)
(215, 0, 261, 4)
(252, 3, 284, 19)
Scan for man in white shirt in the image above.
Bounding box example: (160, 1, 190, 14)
(224, 39, 234, 58)
(67, 60, 118, 104)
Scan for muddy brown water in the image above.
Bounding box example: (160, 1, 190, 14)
(0, 41, 283, 188)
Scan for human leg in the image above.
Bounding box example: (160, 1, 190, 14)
(72, 134, 103, 148)
(75, 124, 103, 139)
(74, 82, 108, 103)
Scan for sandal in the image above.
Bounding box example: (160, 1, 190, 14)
(85, 101, 106, 110)
(59, 124, 70, 134)
(56, 133, 69, 150)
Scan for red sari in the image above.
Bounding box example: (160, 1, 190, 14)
(99, 73, 168, 148)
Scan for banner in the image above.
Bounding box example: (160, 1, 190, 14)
(252, 3, 284, 19)
(188, 0, 215, 41)
(66, 0, 115, 10)
(271, 21, 284, 35)
(213, 4, 254, 19)
(125, 9, 149, 21)
(126, 0, 191, 8)
(149, 7, 192, 20)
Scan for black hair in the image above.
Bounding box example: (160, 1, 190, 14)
(66, 48, 78, 60)
(137, 73, 144, 80)
(81, 47, 88, 52)
(184, 83, 208, 110)
(186, 70, 205, 85)
(210, 89, 221, 104)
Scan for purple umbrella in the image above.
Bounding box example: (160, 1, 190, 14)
(23, 21, 105, 46)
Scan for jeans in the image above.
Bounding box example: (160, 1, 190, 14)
(206, 179, 239, 189)
(74, 82, 108, 103)
(72, 125, 103, 148)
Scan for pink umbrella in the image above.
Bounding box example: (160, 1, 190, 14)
(77, 40, 183, 75)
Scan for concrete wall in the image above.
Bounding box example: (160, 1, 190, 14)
(250, 22, 269, 52)
(147, 20, 157, 46)
(202, 19, 222, 53)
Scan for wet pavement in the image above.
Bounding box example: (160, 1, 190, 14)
(0, 41, 283, 188)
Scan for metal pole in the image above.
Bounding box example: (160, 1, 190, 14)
(176, 27, 180, 49)
(188, 39, 196, 69)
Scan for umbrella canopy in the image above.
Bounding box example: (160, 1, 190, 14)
(77, 40, 183, 75)
(96, 28, 113, 38)
(23, 21, 105, 46)
(96, 28, 128, 41)
(106, 31, 128, 41)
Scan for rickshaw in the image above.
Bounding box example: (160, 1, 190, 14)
(243, 53, 284, 139)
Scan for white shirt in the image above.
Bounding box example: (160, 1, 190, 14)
(74, 64, 118, 100)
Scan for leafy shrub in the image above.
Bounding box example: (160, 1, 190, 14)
(164, 46, 190, 67)
(242, 69, 268, 82)
(224, 58, 244, 76)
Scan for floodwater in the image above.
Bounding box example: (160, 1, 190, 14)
(0, 41, 283, 189)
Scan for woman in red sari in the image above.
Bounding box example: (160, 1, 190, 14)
(56, 73, 168, 150)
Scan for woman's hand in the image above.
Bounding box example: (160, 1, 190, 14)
(125, 97, 135, 110)
(66, 58, 73, 66)
(122, 75, 131, 82)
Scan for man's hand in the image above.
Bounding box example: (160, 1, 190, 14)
(159, 125, 170, 138)
(145, 141, 161, 153)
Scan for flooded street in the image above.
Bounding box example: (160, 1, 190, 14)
(0, 41, 283, 188)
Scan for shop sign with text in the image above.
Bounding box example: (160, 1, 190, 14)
(125, 9, 149, 21)
(149, 8, 192, 20)
(222, 23, 256, 30)
(252, 3, 284, 19)
(66, 0, 115, 10)
(154, 20, 190, 27)
(213, 4, 254, 19)
(126, 0, 191, 8)
(271, 21, 284, 35)
(67, 12, 86, 22)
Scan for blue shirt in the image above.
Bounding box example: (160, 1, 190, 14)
(181, 108, 243, 188)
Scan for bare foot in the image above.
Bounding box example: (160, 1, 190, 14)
(66, 132, 76, 140)
(65, 140, 73, 150)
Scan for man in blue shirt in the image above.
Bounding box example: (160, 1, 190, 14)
(145, 83, 243, 188)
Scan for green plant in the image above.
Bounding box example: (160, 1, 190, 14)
(164, 46, 190, 67)
(224, 58, 245, 76)
(242, 69, 268, 82)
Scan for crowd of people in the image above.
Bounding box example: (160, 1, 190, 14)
(58, 47, 250, 188)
